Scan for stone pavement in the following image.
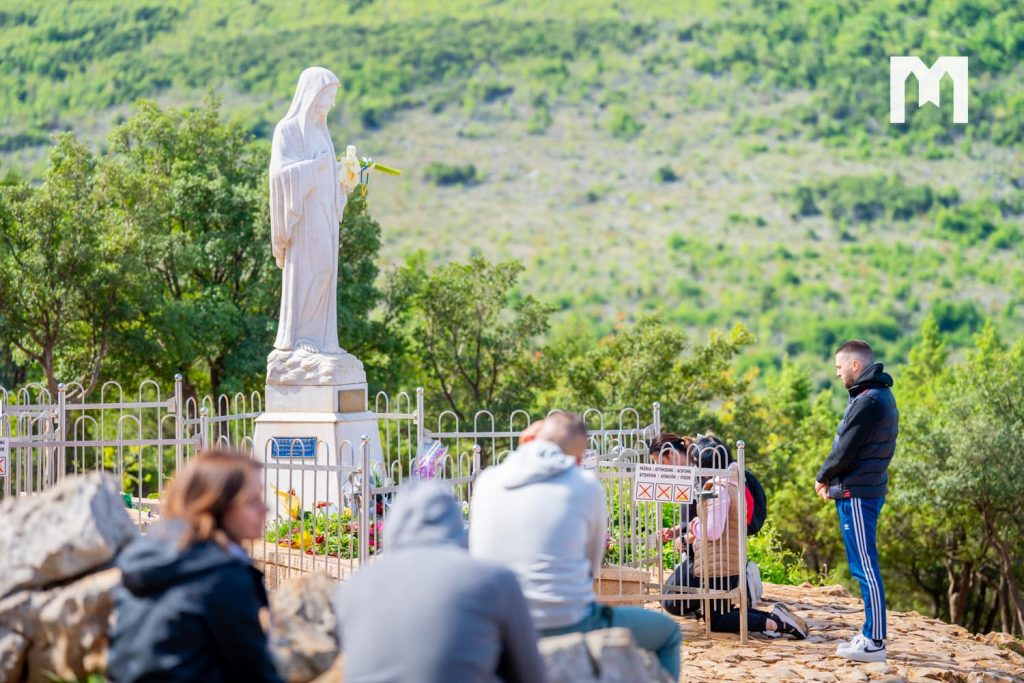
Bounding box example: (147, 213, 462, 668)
(677, 583, 1024, 682)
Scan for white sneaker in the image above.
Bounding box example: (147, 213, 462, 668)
(834, 632, 862, 654)
(836, 633, 886, 662)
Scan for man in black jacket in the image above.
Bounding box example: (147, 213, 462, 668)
(815, 340, 898, 664)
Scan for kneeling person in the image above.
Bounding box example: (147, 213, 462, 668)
(673, 433, 807, 638)
(469, 412, 682, 681)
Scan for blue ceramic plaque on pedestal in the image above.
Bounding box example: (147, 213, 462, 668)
(270, 436, 316, 458)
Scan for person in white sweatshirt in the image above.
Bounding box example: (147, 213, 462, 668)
(469, 412, 682, 681)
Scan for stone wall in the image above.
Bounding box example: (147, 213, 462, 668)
(0, 474, 134, 682)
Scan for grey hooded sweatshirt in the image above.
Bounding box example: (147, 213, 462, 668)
(469, 439, 607, 630)
(334, 481, 546, 683)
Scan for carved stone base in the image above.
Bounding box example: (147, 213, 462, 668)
(266, 348, 366, 386)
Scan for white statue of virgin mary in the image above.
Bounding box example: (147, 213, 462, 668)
(267, 67, 362, 385)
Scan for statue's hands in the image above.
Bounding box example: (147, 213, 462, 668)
(315, 149, 333, 172)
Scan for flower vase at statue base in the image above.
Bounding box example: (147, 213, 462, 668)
(253, 349, 383, 515)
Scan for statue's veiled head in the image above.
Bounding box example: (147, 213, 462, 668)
(283, 67, 341, 129)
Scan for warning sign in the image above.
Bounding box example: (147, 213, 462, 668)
(633, 463, 696, 503)
(0, 437, 8, 479)
(582, 449, 598, 471)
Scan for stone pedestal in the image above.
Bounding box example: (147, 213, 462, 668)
(253, 360, 383, 513)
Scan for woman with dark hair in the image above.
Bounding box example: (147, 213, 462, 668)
(108, 449, 284, 683)
(651, 432, 808, 639)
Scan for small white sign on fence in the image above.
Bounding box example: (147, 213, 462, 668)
(0, 436, 8, 479)
(633, 463, 696, 504)
(582, 449, 598, 471)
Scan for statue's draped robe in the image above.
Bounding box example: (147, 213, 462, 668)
(269, 69, 345, 354)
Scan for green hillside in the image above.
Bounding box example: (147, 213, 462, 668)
(1, 0, 1022, 380)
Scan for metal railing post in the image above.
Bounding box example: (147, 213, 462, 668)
(653, 401, 661, 437)
(0, 393, 8, 500)
(358, 435, 370, 562)
(470, 443, 482, 502)
(737, 440, 748, 645)
(699, 497, 711, 641)
(174, 374, 184, 473)
(199, 407, 210, 451)
(415, 387, 425, 459)
(56, 383, 67, 483)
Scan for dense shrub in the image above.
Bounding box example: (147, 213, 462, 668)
(424, 162, 481, 186)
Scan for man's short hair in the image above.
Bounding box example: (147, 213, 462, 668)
(540, 411, 587, 440)
(836, 340, 874, 364)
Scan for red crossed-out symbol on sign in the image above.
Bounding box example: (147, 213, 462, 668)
(636, 482, 653, 499)
(674, 485, 691, 502)
(655, 484, 673, 501)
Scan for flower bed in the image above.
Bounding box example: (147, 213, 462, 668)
(265, 499, 384, 559)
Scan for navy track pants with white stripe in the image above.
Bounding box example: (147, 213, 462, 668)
(836, 496, 887, 641)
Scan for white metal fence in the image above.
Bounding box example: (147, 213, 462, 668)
(0, 378, 749, 642)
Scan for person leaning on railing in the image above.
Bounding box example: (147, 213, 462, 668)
(107, 449, 284, 683)
(656, 433, 808, 639)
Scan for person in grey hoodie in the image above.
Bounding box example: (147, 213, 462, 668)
(469, 412, 682, 681)
(334, 480, 547, 683)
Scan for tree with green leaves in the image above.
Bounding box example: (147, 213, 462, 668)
(335, 189, 405, 392)
(0, 134, 141, 398)
(391, 254, 554, 421)
(893, 317, 1024, 635)
(545, 316, 756, 433)
(101, 97, 277, 399)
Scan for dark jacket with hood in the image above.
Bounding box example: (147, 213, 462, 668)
(334, 480, 547, 683)
(817, 363, 899, 499)
(107, 520, 283, 683)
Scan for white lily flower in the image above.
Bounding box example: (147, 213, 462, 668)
(340, 144, 361, 195)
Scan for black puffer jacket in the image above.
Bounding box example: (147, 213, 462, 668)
(108, 521, 284, 683)
(817, 363, 899, 498)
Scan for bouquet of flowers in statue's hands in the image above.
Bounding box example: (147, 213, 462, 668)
(339, 145, 401, 197)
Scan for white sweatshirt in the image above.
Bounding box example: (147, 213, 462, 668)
(469, 439, 607, 630)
